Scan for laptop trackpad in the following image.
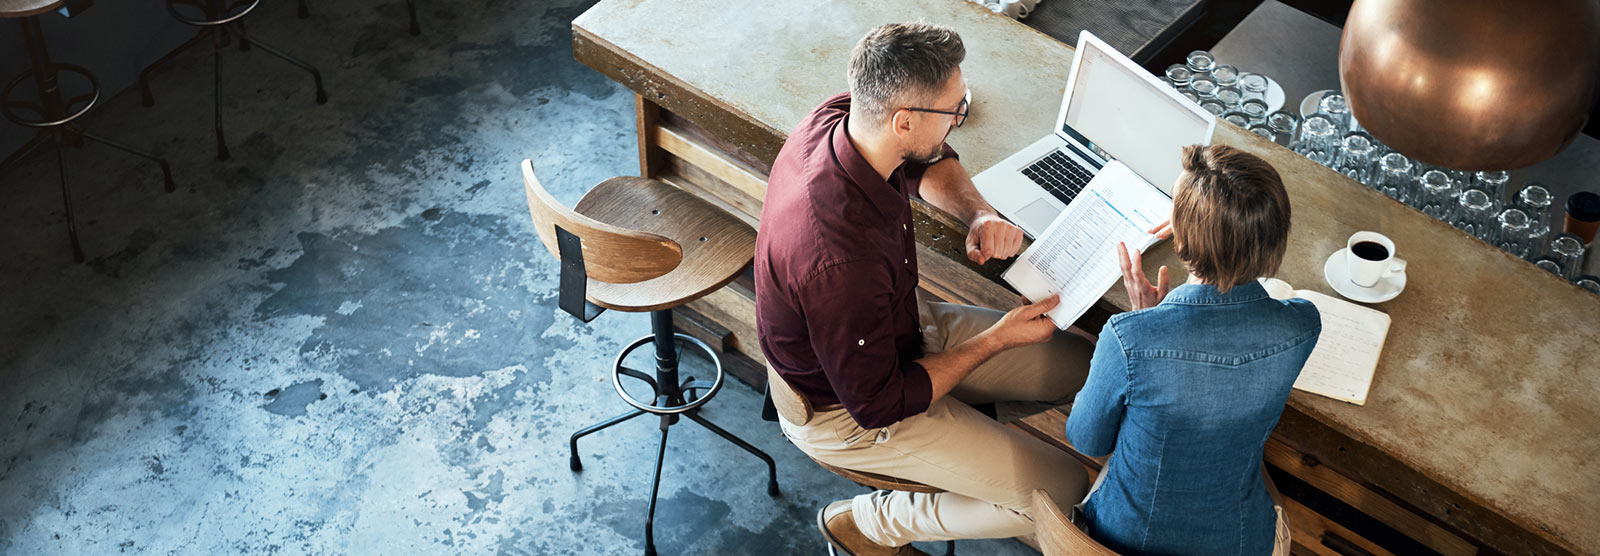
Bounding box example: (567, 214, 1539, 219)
(1017, 198, 1062, 232)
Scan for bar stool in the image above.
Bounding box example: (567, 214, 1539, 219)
(296, 0, 420, 36)
(0, 0, 177, 263)
(521, 160, 778, 556)
(138, 0, 327, 161)
(1030, 490, 1121, 556)
(765, 367, 956, 556)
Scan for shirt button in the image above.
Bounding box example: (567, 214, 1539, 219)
(903, 224, 907, 230)
(858, 339, 865, 346)
(904, 259, 909, 264)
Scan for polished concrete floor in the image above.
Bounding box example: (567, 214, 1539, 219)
(0, 1, 1039, 554)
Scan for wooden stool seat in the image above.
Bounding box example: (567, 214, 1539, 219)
(573, 176, 754, 312)
(814, 458, 944, 494)
(1032, 490, 1121, 555)
(0, 0, 63, 18)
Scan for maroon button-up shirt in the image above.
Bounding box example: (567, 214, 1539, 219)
(755, 93, 958, 429)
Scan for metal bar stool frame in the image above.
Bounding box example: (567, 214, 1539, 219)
(0, 13, 176, 263)
(137, 0, 328, 161)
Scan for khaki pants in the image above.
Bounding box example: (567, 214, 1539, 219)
(778, 300, 1095, 545)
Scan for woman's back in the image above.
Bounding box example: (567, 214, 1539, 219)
(1067, 281, 1321, 556)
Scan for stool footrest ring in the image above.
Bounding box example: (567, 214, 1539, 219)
(611, 333, 723, 415)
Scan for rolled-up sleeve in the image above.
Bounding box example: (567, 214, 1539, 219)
(797, 260, 932, 429)
(1066, 323, 1130, 457)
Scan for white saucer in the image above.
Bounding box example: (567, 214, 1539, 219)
(1324, 248, 1406, 303)
(1299, 89, 1338, 119)
(1247, 73, 1287, 113)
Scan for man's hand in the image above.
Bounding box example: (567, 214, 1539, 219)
(983, 295, 1061, 350)
(1118, 241, 1170, 311)
(966, 211, 1025, 264)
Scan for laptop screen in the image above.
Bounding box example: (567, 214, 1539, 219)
(1061, 34, 1214, 195)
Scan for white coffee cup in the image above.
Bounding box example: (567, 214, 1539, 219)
(1345, 231, 1406, 288)
(989, 0, 1025, 18)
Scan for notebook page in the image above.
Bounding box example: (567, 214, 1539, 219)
(1291, 289, 1391, 405)
(1003, 161, 1170, 329)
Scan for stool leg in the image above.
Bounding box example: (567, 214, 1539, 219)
(138, 31, 210, 107)
(644, 424, 669, 556)
(297, 0, 309, 19)
(568, 408, 647, 472)
(945, 539, 956, 555)
(228, 27, 328, 105)
(51, 130, 83, 263)
(0, 132, 51, 177)
(70, 127, 177, 193)
(684, 410, 780, 496)
(404, 0, 421, 35)
(212, 42, 229, 161)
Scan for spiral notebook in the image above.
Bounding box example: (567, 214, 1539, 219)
(1261, 278, 1391, 406)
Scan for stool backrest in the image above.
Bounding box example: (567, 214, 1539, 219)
(522, 159, 682, 284)
(765, 365, 814, 426)
(1032, 490, 1122, 556)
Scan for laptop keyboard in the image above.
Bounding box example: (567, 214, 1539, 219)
(1021, 150, 1094, 205)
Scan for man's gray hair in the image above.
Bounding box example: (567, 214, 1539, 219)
(848, 22, 966, 125)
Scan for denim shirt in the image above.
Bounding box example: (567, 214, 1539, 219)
(1066, 281, 1321, 556)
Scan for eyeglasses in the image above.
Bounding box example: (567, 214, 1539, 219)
(904, 89, 970, 127)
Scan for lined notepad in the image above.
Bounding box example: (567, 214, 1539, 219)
(1262, 280, 1391, 406)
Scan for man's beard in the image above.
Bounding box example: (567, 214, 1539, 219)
(905, 143, 945, 165)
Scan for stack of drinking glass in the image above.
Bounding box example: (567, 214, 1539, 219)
(1165, 50, 1592, 293)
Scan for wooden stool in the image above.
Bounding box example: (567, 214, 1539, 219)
(0, 0, 176, 262)
(523, 160, 778, 556)
(1031, 489, 1121, 556)
(765, 366, 956, 556)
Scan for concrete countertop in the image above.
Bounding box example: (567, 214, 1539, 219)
(575, 1, 1600, 553)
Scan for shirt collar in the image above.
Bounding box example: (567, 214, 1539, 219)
(1162, 280, 1270, 305)
(830, 114, 909, 217)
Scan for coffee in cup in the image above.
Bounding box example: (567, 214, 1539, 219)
(1346, 231, 1406, 288)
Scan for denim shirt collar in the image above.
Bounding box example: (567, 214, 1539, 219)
(1162, 280, 1270, 306)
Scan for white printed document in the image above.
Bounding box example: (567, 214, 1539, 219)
(1261, 279, 1391, 406)
(1003, 161, 1171, 329)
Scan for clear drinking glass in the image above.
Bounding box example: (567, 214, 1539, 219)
(1331, 132, 1377, 184)
(1454, 188, 1496, 240)
(1495, 208, 1532, 258)
(1240, 99, 1269, 123)
(1549, 233, 1586, 280)
(1533, 256, 1564, 276)
(1211, 64, 1239, 88)
(1247, 123, 1276, 140)
(1292, 114, 1339, 165)
(1575, 275, 1600, 295)
(1474, 170, 1510, 203)
(1376, 152, 1415, 203)
(1186, 50, 1216, 76)
(1182, 90, 1200, 104)
(1221, 110, 1252, 128)
(1240, 73, 1269, 103)
(1216, 86, 1244, 110)
(1190, 75, 1218, 100)
(1199, 99, 1227, 116)
(1318, 93, 1353, 135)
(1164, 64, 1193, 89)
(1267, 110, 1299, 146)
(1516, 183, 1554, 256)
(1417, 169, 1459, 221)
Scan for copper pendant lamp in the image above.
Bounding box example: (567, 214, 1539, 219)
(1339, 0, 1600, 170)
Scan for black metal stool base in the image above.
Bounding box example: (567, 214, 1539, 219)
(139, 0, 327, 161)
(567, 309, 779, 556)
(1, 16, 177, 263)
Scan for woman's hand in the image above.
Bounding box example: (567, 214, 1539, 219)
(1118, 241, 1170, 311)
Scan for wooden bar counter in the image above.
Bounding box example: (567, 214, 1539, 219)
(570, 1, 1600, 555)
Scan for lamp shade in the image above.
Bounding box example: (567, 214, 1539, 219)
(1338, 0, 1600, 170)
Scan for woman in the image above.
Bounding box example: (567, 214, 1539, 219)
(1066, 144, 1319, 556)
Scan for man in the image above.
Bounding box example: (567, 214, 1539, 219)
(754, 22, 1094, 555)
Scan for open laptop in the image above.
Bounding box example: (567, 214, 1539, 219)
(975, 30, 1216, 237)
